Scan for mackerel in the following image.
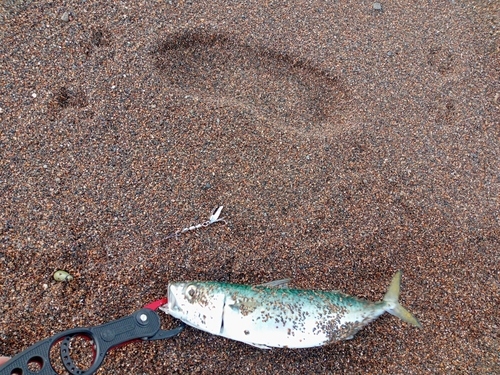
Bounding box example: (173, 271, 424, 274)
(160, 271, 421, 349)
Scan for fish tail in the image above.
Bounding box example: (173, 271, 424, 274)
(382, 270, 422, 328)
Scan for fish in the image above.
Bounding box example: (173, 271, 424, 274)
(160, 270, 421, 349)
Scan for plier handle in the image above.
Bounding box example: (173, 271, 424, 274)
(0, 299, 183, 375)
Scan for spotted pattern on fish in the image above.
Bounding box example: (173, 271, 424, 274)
(161, 271, 421, 349)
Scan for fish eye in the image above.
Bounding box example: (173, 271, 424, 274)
(185, 284, 197, 300)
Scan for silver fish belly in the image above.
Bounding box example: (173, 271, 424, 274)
(160, 271, 421, 349)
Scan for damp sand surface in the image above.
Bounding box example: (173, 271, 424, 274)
(0, 1, 499, 374)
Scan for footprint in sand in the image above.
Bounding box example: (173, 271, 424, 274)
(153, 28, 349, 136)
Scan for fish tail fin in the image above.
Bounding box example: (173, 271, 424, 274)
(382, 270, 422, 328)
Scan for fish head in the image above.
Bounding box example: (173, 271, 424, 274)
(163, 281, 225, 335)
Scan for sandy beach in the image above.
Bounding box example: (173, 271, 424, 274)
(0, 0, 498, 373)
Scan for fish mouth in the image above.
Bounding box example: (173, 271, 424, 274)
(167, 285, 176, 311)
(159, 284, 184, 322)
(166, 284, 183, 315)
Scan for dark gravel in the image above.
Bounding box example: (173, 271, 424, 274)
(1, 0, 498, 374)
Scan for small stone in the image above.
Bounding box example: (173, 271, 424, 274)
(53, 270, 73, 282)
(373, 3, 382, 11)
(61, 12, 70, 22)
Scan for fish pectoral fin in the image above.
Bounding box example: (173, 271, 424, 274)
(257, 278, 292, 289)
(245, 341, 273, 349)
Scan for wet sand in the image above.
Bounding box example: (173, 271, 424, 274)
(0, 0, 498, 373)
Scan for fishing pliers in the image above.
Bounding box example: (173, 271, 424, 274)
(0, 298, 184, 375)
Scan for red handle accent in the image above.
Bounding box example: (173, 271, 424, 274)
(143, 298, 168, 310)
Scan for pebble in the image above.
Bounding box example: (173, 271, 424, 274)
(53, 270, 74, 282)
(373, 3, 382, 11)
(61, 11, 70, 22)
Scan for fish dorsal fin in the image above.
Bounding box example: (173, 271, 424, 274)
(257, 278, 291, 289)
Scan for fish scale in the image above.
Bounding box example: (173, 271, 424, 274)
(221, 286, 380, 348)
(161, 271, 421, 349)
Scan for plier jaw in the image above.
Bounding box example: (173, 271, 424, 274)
(0, 299, 184, 375)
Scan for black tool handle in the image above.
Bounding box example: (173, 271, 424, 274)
(0, 308, 163, 375)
